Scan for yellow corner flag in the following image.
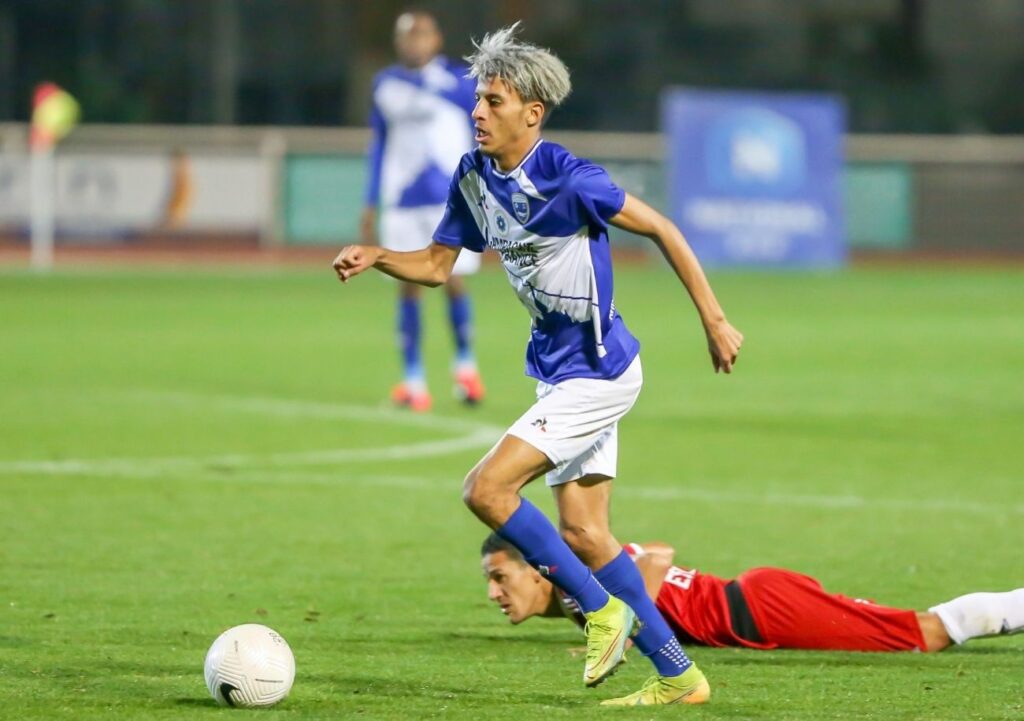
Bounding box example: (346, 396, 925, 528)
(31, 82, 80, 149)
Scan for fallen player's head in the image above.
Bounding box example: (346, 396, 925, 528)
(480, 533, 554, 624)
(464, 23, 571, 156)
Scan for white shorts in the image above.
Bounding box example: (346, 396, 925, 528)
(380, 205, 481, 276)
(507, 356, 643, 487)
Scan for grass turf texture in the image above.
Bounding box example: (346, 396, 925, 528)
(1, 265, 1022, 720)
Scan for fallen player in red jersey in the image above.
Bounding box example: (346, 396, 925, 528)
(481, 534, 1024, 652)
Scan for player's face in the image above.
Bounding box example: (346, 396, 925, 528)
(472, 77, 543, 161)
(394, 13, 441, 68)
(482, 551, 546, 625)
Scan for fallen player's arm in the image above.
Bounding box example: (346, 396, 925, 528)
(632, 542, 675, 601)
(332, 242, 460, 287)
(609, 194, 744, 373)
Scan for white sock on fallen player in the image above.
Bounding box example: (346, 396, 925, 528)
(930, 588, 1024, 644)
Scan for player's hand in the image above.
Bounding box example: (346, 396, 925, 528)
(359, 207, 378, 245)
(704, 319, 743, 374)
(332, 245, 380, 283)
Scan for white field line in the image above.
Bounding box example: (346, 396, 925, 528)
(181, 469, 451, 491)
(155, 467, 1024, 518)
(0, 432, 498, 476)
(616, 485, 1024, 517)
(1, 390, 1019, 516)
(0, 390, 503, 475)
(130, 389, 494, 435)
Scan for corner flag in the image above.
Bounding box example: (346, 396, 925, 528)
(30, 82, 80, 149)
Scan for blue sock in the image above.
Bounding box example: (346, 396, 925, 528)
(496, 499, 608, 613)
(594, 550, 692, 677)
(447, 293, 474, 366)
(398, 297, 422, 381)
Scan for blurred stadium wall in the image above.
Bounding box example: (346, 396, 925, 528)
(2, 123, 1022, 256)
(1, 0, 1022, 257)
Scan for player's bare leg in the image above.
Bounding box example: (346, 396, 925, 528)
(463, 434, 552, 527)
(444, 276, 485, 405)
(392, 282, 431, 411)
(554, 477, 709, 704)
(552, 474, 621, 568)
(462, 437, 632, 687)
(917, 613, 952, 652)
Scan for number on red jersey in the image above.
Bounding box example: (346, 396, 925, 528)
(664, 565, 698, 591)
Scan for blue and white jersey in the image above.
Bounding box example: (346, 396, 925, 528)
(434, 140, 640, 384)
(365, 56, 476, 209)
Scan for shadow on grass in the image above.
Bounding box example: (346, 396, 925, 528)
(699, 646, 1024, 670)
(941, 645, 1024, 656)
(174, 698, 216, 708)
(3, 659, 196, 682)
(443, 630, 582, 645)
(174, 697, 298, 713)
(0, 636, 32, 648)
(296, 671, 575, 707)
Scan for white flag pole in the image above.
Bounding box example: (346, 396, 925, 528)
(29, 143, 55, 271)
(28, 82, 79, 272)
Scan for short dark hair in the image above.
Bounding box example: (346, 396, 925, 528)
(480, 532, 525, 561)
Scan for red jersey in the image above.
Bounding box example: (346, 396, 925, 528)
(622, 543, 772, 649)
(623, 543, 927, 652)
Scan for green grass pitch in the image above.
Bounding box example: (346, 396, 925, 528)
(1, 264, 1022, 720)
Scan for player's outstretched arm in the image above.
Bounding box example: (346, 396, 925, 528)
(332, 242, 461, 287)
(610, 193, 744, 373)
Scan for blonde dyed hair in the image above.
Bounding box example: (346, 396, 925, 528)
(465, 22, 571, 108)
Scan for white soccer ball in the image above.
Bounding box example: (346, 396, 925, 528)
(203, 624, 295, 708)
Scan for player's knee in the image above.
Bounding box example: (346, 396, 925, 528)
(462, 468, 499, 517)
(559, 521, 605, 558)
(461, 471, 481, 510)
(463, 466, 521, 527)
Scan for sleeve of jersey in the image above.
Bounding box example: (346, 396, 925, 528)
(432, 169, 487, 252)
(363, 92, 386, 206)
(572, 163, 626, 230)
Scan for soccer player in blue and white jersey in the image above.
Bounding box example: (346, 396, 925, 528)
(362, 11, 485, 412)
(335, 24, 744, 706)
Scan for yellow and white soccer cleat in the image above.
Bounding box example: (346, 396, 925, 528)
(599, 664, 711, 706)
(582, 596, 635, 687)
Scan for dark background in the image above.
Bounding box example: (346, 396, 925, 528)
(4, 0, 1024, 133)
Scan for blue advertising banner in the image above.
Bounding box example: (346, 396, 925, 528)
(662, 89, 846, 267)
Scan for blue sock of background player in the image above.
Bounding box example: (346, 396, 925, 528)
(595, 551, 693, 676)
(496, 498, 608, 612)
(447, 292, 474, 368)
(398, 296, 423, 386)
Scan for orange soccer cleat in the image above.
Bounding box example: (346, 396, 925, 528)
(453, 368, 485, 405)
(391, 382, 432, 413)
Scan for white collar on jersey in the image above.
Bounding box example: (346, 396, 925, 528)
(489, 139, 547, 200)
(490, 139, 544, 179)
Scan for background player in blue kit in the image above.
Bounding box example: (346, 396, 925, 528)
(334, 24, 744, 706)
(362, 11, 485, 412)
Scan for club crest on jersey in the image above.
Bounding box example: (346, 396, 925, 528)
(511, 192, 530, 224)
(494, 210, 509, 237)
